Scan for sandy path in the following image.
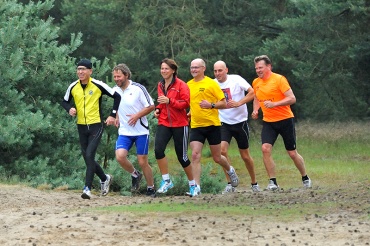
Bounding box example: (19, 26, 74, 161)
(0, 184, 368, 246)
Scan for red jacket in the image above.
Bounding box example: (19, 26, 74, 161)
(156, 77, 190, 127)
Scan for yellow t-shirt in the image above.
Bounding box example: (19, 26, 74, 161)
(187, 76, 225, 128)
(252, 72, 294, 122)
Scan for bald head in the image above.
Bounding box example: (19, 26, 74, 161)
(214, 60, 227, 69)
(214, 60, 228, 83)
(190, 58, 206, 81)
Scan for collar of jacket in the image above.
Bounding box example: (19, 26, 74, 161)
(159, 76, 176, 95)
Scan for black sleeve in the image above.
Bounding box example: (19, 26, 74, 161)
(61, 100, 72, 113)
(109, 91, 121, 118)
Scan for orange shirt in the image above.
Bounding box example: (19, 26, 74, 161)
(252, 72, 294, 122)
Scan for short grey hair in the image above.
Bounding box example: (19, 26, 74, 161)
(192, 58, 206, 67)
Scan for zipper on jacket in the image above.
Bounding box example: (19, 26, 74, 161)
(163, 82, 173, 127)
(166, 102, 172, 127)
(82, 83, 87, 126)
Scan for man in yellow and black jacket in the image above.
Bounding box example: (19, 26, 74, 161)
(62, 59, 121, 199)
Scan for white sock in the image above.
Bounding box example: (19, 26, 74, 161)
(162, 174, 170, 181)
(188, 180, 196, 186)
(227, 166, 235, 174)
(131, 169, 138, 178)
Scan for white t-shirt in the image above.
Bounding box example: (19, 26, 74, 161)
(113, 80, 154, 136)
(215, 74, 251, 124)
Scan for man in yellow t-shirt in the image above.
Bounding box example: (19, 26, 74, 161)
(252, 55, 312, 190)
(187, 58, 239, 195)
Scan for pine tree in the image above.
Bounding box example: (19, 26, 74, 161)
(0, 0, 110, 188)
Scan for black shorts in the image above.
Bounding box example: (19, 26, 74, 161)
(221, 121, 250, 149)
(261, 118, 296, 151)
(190, 125, 221, 145)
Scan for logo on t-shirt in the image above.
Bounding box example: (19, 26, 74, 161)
(221, 88, 232, 108)
(221, 88, 232, 102)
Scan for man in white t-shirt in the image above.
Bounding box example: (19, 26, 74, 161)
(214, 61, 260, 193)
(109, 63, 156, 197)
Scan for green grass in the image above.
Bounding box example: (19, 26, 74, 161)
(93, 192, 354, 222)
(93, 200, 324, 219)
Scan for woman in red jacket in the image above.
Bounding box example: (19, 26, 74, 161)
(154, 58, 197, 196)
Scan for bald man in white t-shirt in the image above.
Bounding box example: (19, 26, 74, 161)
(214, 61, 260, 193)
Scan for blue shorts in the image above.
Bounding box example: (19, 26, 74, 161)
(115, 135, 150, 155)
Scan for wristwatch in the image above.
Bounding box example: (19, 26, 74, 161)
(211, 103, 215, 109)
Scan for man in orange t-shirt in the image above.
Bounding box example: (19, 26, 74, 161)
(251, 55, 312, 190)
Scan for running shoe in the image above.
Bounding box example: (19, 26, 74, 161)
(157, 179, 174, 193)
(186, 185, 201, 196)
(81, 186, 91, 199)
(100, 174, 113, 196)
(251, 183, 261, 192)
(228, 166, 239, 187)
(222, 184, 236, 194)
(189, 185, 200, 197)
(146, 187, 156, 197)
(303, 177, 312, 188)
(131, 171, 143, 192)
(266, 180, 279, 191)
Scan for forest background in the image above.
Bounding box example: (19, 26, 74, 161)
(0, 0, 369, 193)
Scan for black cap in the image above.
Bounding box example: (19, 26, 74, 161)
(77, 59, 92, 69)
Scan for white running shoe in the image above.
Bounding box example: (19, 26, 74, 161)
(251, 183, 261, 192)
(266, 180, 279, 191)
(222, 184, 236, 194)
(101, 174, 113, 196)
(81, 186, 91, 199)
(157, 179, 174, 193)
(189, 185, 200, 197)
(186, 185, 201, 197)
(303, 178, 312, 188)
(228, 166, 239, 187)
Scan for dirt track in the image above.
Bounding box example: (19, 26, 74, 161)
(0, 183, 369, 246)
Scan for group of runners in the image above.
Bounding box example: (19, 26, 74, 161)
(62, 55, 312, 199)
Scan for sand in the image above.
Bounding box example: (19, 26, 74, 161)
(0, 183, 369, 246)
